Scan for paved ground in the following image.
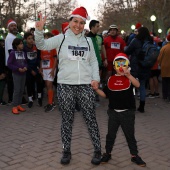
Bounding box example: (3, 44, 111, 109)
(0, 87, 170, 170)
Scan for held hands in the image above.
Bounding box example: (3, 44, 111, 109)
(91, 80, 99, 90)
(91, 81, 106, 98)
(35, 13, 47, 31)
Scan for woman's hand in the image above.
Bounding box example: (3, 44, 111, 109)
(35, 13, 47, 31)
(91, 80, 99, 90)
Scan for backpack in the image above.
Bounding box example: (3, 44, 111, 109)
(138, 41, 159, 68)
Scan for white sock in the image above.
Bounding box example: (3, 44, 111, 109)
(28, 96, 33, 102)
(38, 93, 41, 99)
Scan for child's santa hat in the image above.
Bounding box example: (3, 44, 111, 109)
(113, 53, 130, 65)
(61, 22, 69, 34)
(69, 6, 90, 22)
(7, 19, 17, 28)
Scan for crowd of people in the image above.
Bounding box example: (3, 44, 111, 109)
(0, 5, 170, 167)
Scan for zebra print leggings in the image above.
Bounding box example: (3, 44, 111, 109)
(57, 84, 101, 152)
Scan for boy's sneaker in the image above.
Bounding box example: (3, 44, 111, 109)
(147, 93, 155, 98)
(37, 98, 42, 107)
(131, 155, 146, 167)
(60, 151, 71, 165)
(91, 151, 101, 165)
(0, 101, 7, 105)
(154, 93, 160, 98)
(28, 101, 33, 108)
(101, 153, 111, 163)
(45, 104, 54, 112)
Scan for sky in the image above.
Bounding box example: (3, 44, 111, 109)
(77, 0, 99, 29)
(77, 0, 99, 19)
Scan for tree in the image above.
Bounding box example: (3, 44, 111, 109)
(46, 0, 76, 32)
(97, 0, 170, 37)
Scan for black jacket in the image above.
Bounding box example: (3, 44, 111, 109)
(124, 38, 150, 79)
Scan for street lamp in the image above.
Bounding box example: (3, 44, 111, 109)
(121, 30, 125, 34)
(131, 25, 135, 30)
(158, 29, 162, 34)
(150, 15, 156, 35)
(158, 29, 162, 37)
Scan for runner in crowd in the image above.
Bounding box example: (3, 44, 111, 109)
(7, 38, 27, 114)
(39, 32, 57, 112)
(104, 24, 126, 81)
(24, 32, 43, 108)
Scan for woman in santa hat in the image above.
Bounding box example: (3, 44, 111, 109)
(34, 7, 101, 165)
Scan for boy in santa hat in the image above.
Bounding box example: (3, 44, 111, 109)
(98, 53, 146, 167)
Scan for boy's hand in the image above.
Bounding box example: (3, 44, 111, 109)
(49, 70, 55, 78)
(123, 67, 131, 77)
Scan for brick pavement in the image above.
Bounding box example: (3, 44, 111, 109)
(0, 89, 170, 170)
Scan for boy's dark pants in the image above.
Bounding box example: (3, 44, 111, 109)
(105, 109, 138, 155)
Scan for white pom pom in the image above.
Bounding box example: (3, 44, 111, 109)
(87, 16, 90, 20)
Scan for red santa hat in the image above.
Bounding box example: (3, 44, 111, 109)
(51, 29, 60, 36)
(69, 6, 90, 21)
(7, 19, 17, 28)
(166, 34, 170, 42)
(113, 53, 130, 65)
(135, 22, 142, 29)
(61, 22, 69, 34)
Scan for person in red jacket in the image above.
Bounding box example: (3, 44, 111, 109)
(104, 24, 126, 80)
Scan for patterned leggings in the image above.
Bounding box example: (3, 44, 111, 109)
(57, 84, 101, 152)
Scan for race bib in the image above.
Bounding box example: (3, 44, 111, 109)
(27, 52, 37, 60)
(42, 60, 50, 68)
(111, 42, 120, 49)
(15, 51, 25, 60)
(108, 75, 130, 91)
(67, 45, 88, 61)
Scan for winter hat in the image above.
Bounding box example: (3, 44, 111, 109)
(102, 30, 108, 36)
(51, 29, 60, 36)
(110, 24, 118, 29)
(113, 53, 130, 65)
(135, 22, 142, 29)
(7, 19, 17, 28)
(108, 24, 118, 33)
(69, 6, 90, 21)
(166, 34, 170, 42)
(61, 22, 69, 34)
